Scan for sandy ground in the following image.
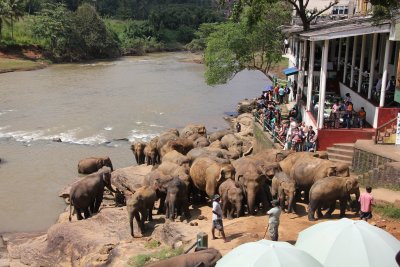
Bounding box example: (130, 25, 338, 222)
(181, 199, 400, 256)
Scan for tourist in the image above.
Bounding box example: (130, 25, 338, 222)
(306, 126, 317, 151)
(386, 76, 396, 92)
(358, 107, 366, 128)
(344, 93, 352, 104)
(291, 127, 304, 152)
(292, 80, 297, 102)
(332, 101, 341, 128)
(359, 186, 374, 222)
(211, 194, 227, 242)
(236, 122, 241, 133)
(284, 38, 289, 54)
(284, 86, 290, 104)
(278, 86, 285, 104)
(267, 200, 282, 241)
(274, 86, 279, 101)
(344, 101, 353, 129)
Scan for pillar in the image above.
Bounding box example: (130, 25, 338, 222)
(343, 37, 350, 83)
(350, 36, 358, 88)
(357, 35, 367, 93)
(307, 41, 315, 111)
(380, 36, 390, 107)
(337, 38, 342, 71)
(318, 40, 329, 129)
(368, 33, 378, 99)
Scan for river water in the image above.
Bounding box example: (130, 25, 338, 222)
(0, 52, 269, 233)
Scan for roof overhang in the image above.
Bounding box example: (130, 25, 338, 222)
(299, 22, 390, 41)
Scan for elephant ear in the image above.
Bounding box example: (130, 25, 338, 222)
(327, 166, 336, 177)
(345, 179, 353, 193)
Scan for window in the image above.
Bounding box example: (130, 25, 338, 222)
(332, 6, 348, 16)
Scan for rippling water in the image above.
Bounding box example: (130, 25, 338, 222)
(0, 52, 270, 232)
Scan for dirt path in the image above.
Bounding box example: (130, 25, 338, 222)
(183, 201, 400, 257)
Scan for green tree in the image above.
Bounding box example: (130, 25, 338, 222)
(0, 1, 10, 40)
(370, 0, 399, 20)
(204, 2, 290, 85)
(7, 0, 25, 39)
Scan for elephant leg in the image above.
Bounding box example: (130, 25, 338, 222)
(165, 200, 170, 219)
(76, 208, 84, 220)
(339, 198, 347, 218)
(170, 202, 176, 221)
(83, 208, 91, 219)
(129, 212, 134, 237)
(94, 194, 103, 213)
(317, 207, 324, 219)
(228, 204, 235, 219)
(157, 194, 166, 214)
(221, 199, 228, 218)
(135, 212, 144, 234)
(325, 202, 336, 218)
(308, 201, 318, 221)
(148, 205, 154, 221)
(134, 154, 139, 165)
(304, 189, 310, 203)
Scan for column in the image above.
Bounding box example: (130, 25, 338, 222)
(301, 40, 308, 101)
(350, 36, 358, 88)
(368, 33, 378, 99)
(318, 39, 329, 129)
(343, 37, 350, 83)
(337, 38, 342, 71)
(380, 36, 391, 107)
(307, 41, 315, 111)
(357, 35, 367, 93)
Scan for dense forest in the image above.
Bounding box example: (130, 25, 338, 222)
(0, 0, 225, 61)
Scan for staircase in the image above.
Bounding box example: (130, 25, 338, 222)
(327, 143, 355, 167)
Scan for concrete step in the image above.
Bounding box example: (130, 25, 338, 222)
(327, 147, 354, 157)
(332, 143, 355, 151)
(328, 153, 353, 162)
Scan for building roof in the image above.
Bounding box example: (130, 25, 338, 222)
(284, 16, 391, 41)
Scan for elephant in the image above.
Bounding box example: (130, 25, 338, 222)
(77, 156, 114, 174)
(180, 124, 207, 139)
(233, 158, 278, 215)
(131, 142, 146, 165)
(190, 157, 235, 199)
(308, 176, 360, 221)
(160, 138, 194, 159)
(220, 134, 245, 157)
(144, 170, 173, 214)
(157, 161, 191, 187)
(193, 136, 210, 148)
(279, 151, 330, 175)
(165, 177, 191, 221)
(289, 157, 350, 202)
(146, 248, 222, 267)
(126, 185, 157, 237)
(69, 167, 117, 221)
(144, 137, 159, 165)
(162, 150, 191, 168)
(271, 172, 296, 213)
(187, 148, 230, 165)
(156, 129, 180, 155)
(218, 179, 244, 219)
(208, 129, 232, 143)
(252, 149, 294, 164)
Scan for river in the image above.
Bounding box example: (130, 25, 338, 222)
(0, 52, 270, 233)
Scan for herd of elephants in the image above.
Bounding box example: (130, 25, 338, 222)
(68, 124, 360, 240)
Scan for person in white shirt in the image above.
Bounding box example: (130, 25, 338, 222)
(266, 200, 282, 241)
(211, 194, 227, 242)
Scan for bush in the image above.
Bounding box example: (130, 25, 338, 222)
(375, 203, 400, 219)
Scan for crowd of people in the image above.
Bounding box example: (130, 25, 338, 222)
(323, 93, 367, 129)
(255, 85, 317, 152)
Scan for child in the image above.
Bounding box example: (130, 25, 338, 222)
(358, 107, 366, 128)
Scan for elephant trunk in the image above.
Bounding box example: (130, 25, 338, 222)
(247, 193, 256, 215)
(235, 201, 242, 218)
(170, 200, 175, 221)
(287, 194, 294, 213)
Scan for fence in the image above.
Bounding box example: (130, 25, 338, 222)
(253, 111, 285, 147)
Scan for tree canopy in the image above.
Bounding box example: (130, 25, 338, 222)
(204, 1, 290, 85)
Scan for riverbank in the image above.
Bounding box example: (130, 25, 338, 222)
(0, 45, 203, 74)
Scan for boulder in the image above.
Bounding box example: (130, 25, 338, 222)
(237, 99, 257, 114)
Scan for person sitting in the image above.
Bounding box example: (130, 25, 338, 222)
(358, 107, 366, 128)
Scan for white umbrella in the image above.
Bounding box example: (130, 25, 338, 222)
(296, 218, 400, 267)
(216, 239, 323, 267)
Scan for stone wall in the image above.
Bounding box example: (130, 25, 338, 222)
(353, 148, 400, 189)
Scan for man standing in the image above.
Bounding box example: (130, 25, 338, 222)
(359, 186, 374, 222)
(211, 194, 227, 242)
(266, 200, 282, 241)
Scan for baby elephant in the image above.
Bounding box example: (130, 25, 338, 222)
(271, 172, 296, 213)
(218, 179, 244, 219)
(69, 166, 117, 221)
(146, 248, 222, 267)
(165, 177, 191, 221)
(78, 156, 114, 174)
(126, 186, 157, 237)
(308, 176, 360, 221)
